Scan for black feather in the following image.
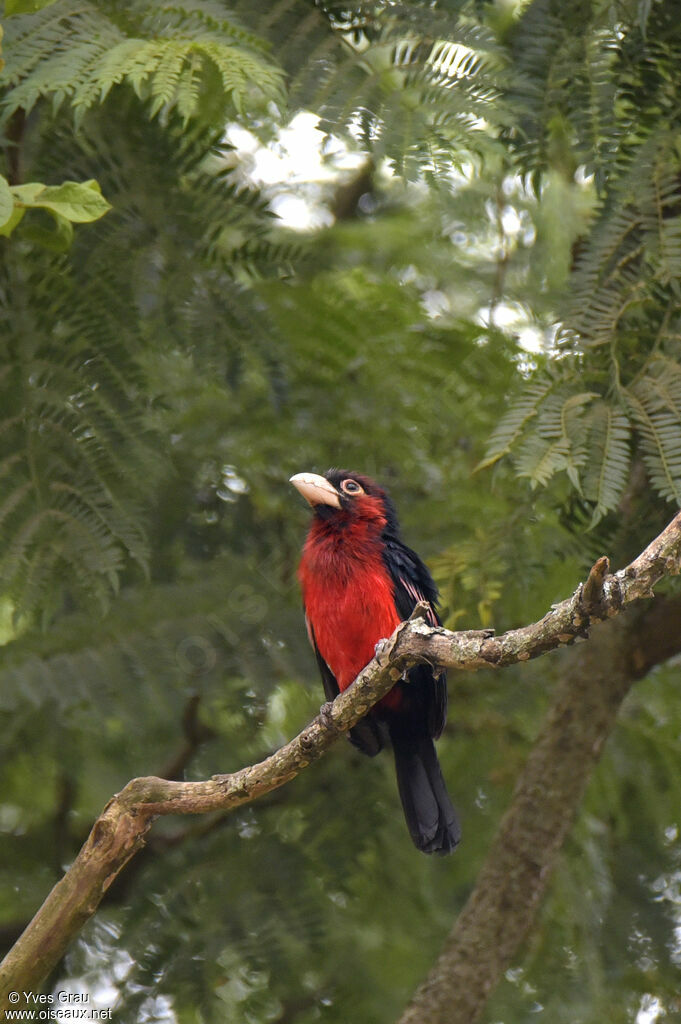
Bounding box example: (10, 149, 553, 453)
(308, 620, 383, 757)
(389, 716, 460, 854)
(380, 533, 459, 853)
(381, 535, 448, 741)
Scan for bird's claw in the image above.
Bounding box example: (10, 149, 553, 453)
(374, 637, 393, 666)
(320, 701, 336, 730)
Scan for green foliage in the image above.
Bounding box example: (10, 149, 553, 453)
(627, 364, 681, 507)
(0, 85, 298, 613)
(2, 1, 681, 1023)
(0, 174, 110, 242)
(482, 357, 681, 525)
(482, 4, 681, 524)
(581, 400, 631, 525)
(220, 0, 511, 179)
(0, 249, 157, 615)
(1, 1, 285, 128)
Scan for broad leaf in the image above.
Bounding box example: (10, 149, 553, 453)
(12, 179, 111, 223)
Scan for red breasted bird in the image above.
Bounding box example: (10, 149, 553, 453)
(291, 469, 460, 854)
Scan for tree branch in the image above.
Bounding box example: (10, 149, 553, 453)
(2, 511, 681, 1013)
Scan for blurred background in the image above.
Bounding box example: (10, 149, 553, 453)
(1, 1, 681, 1022)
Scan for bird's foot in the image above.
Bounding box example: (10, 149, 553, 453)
(319, 701, 337, 732)
(374, 636, 393, 666)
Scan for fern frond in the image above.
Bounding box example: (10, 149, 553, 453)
(1, 2, 286, 127)
(643, 355, 681, 420)
(175, 51, 202, 123)
(0, 249, 161, 613)
(513, 390, 595, 489)
(582, 401, 631, 525)
(142, 0, 272, 53)
(513, 432, 569, 489)
(562, 130, 681, 354)
(148, 39, 190, 117)
(277, 3, 510, 178)
(477, 376, 558, 469)
(561, 391, 597, 489)
(3, 0, 509, 180)
(626, 380, 681, 506)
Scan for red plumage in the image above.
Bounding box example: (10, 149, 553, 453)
(298, 499, 403, 709)
(292, 469, 460, 854)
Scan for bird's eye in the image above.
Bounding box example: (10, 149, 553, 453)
(341, 479, 363, 495)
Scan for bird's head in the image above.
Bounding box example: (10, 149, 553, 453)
(290, 469, 398, 534)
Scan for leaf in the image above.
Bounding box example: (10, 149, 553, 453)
(1, 10, 286, 128)
(476, 377, 557, 471)
(561, 391, 599, 491)
(11, 179, 111, 223)
(21, 209, 75, 252)
(0, 206, 26, 237)
(583, 402, 631, 525)
(626, 382, 681, 506)
(0, 174, 13, 227)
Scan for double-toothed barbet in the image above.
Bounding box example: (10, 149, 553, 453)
(291, 469, 460, 854)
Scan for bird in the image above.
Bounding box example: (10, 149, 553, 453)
(290, 468, 460, 855)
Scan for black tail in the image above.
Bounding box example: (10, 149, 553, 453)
(390, 724, 460, 855)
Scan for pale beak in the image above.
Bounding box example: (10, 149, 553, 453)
(290, 472, 341, 509)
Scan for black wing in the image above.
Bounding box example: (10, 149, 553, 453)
(306, 615, 383, 757)
(382, 537, 447, 739)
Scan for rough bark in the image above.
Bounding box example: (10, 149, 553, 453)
(1, 511, 680, 1016)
